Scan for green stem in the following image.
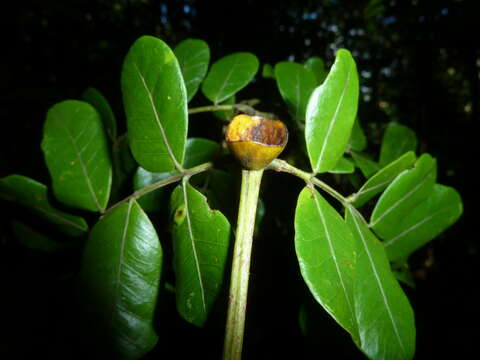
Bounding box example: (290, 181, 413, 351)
(223, 169, 264, 360)
(104, 162, 213, 214)
(267, 159, 349, 206)
(188, 100, 275, 119)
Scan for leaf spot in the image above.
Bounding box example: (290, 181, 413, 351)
(174, 204, 187, 225)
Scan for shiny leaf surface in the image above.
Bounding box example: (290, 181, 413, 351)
(294, 186, 357, 337)
(384, 184, 463, 261)
(350, 117, 367, 152)
(352, 152, 416, 207)
(121, 35, 187, 172)
(41, 100, 112, 212)
(329, 156, 355, 174)
(80, 199, 162, 358)
(170, 183, 231, 326)
(82, 87, 117, 141)
(351, 152, 380, 179)
(275, 61, 316, 121)
(379, 123, 417, 167)
(306, 49, 359, 173)
(174, 38, 210, 102)
(370, 154, 436, 239)
(0, 175, 88, 236)
(304, 56, 327, 85)
(346, 207, 415, 360)
(201, 52, 259, 104)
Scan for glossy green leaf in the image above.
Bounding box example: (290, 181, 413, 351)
(370, 154, 437, 239)
(174, 38, 210, 102)
(384, 184, 463, 262)
(346, 207, 416, 360)
(0, 175, 88, 236)
(304, 56, 327, 85)
(12, 221, 68, 253)
(41, 100, 112, 212)
(351, 152, 380, 179)
(170, 183, 231, 326)
(275, 61, 317, 122)
(213, 95, 235, 122)
(121, 35, 187, 172)
(183, 138, 220, 169)
(306, 49, 359, 174)
(329, 156, 355, 174)
(201, 52, 259, 104)
(379, 123, 417, 167)
(79, 199, 162, 358)
(294, 186, 357, 337)
(352, 152, 416, 207)
(82, 87, 117, 141)
(350, 117, 367, 152)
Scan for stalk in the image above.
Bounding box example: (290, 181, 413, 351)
(223, 169, 264, 360)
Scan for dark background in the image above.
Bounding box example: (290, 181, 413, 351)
(1, 0, 477, 359)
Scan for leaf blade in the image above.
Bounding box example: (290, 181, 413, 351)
(41, 100, 112, 212)
(384, 184, 463, 261)
(379, 123, 417, 167)
(0, 175, 88, 236)
(201, 52, 259, 104)
(82, 87, 117, 141)
(370, 154, 437, 239)
(346, 207, 415, 360)
(121, 35, 187, 172)
(174, 38, 210, 102)
(352, 151, 416, 207)
(79, 199, 162, 358)
(306, 49, 359, 173)
(294, 187, 357, 337)
(170, 183, 231, 326)
(275, 61, 317, 122)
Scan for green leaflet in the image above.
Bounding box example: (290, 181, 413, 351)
(304, 56, 328, 85)
(174, 38, 210, 102)
(349, 117, 367, 152)
(41, 100, 112, 212)
(352, 152, 416, 207)
(294, 186, 357, 338)
(370, 154, 436, 239)
(346, 207, 415, 360)
(79, 199, 162, 358)
(306, 49, 359, 174)
(351, 152, 380, 179)
(379, 123, 417, 167)
(275, 61, 317, 122)
(201, 52, 259, 104)
(0, 174, 88, 236)
(82, 87, 117, 141)
(121, 35, 187, 172)
(170, 182, 231, 326)
(329, 156, 355, 174)
(384, 184, 463, 262)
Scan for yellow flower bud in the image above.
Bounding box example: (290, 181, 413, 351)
(226, 114, 288, 170)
